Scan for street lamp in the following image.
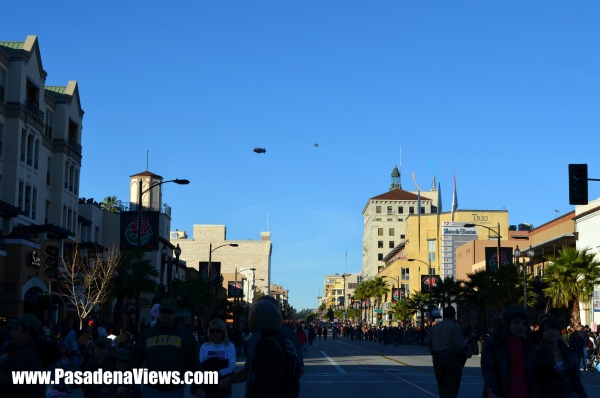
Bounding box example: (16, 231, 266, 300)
(464, 223, 502, 271)
(160, 244, 182, 292)
(408, 258, 434, 326)
(381, 275, 400, 326)
(514, 245, 534, 309)
(137, 178, 189, 249)
(207, 243, 239, 314)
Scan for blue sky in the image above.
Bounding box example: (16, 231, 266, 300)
(5, 1, 600, 311)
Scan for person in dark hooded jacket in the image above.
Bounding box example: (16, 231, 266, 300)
(536, 318, 587, 398)
(481, 305, 538, 398)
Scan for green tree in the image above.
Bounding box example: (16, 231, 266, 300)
(408, 291, 429, 329)
(389, 300, 415, 326)
(100, 195, 121, 213)
(431, 277, 461, 309)
(543, 247, 600, 326)
(112, 250, 159, 330)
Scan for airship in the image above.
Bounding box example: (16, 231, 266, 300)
(253, 148, 266, 154)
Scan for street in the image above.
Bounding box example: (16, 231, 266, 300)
(67, 334, 600, 397)
(229, 333, 600, 398)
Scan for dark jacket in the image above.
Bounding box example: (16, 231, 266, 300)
(0, 341, 45, 398)
(535, 342, 587, 398)
(480, 305, 539, 398)
(129, 320, 199, 391)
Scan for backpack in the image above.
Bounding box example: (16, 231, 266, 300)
(255, 330, 300, 398)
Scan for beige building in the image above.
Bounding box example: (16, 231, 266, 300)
(171, 224, 271, 304)
(362, 166, 439, 279)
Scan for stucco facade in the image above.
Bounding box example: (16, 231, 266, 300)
(170, 225, 271, 304)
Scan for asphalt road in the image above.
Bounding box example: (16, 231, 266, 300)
(63, 334, 600, 397)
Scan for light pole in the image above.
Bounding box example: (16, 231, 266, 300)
(207, 243, 239, 315)
(381, 275, 400, 326)
(464, 223, 502, 271)
(234, 267, 255, 330)
(136, 178, 189, 249)
(408, 258, 434, 326)
(514, 245, 534, 309)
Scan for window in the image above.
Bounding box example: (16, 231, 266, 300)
(34, 139, 39, 169)
(348, 283, 357, 289)
(32, 188, 37, 220)
(45, 111, 54, 139)
(18, 182, 24, 210)
(45, 201, 50, 224)
(398, 206, 403, 214)
(401, 234, 406, 240)
(401, 267, 410, 280)
(389, 228, 395, 236)
(378, 241, 383, 248)
(26, 134, 33, 166)
(376, 206, 381, 214)
(20, 129, 26, 162)
(409, 207, 415, 214)
(378, 228, 383, 236)
(0, 68, 5, 102)
(0, 123, 3, 157)
(387, 206, 392, 214)
(25, 185, 31, 216)
(64, 162, 69, 189)
(428, 240, 436, 262)
(46, 157, 51, 185)
(401, 283, 410, 295)
(378, 253, 384, 261)
(388, 241, 394, 248)
(421, 206, 425, 214)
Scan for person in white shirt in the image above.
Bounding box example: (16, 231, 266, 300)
(199, 318, 236, 398)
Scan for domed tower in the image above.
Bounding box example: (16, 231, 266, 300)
(390, 165, 401, 191)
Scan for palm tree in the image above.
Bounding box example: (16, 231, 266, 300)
(112, 250, 159, 330)
(408, 291, 430, 330)
(100, 195, 121, 213)
(431, 277, 461, 309)
(389, 300, 415, 327)
(543, 247, 600, 326)
(354, 280, 371, 322)
(370, 277, 390, 321)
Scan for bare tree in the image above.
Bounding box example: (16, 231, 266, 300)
(58, 244, 121, 329)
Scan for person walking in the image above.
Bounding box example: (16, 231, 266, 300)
(535, 318, 587, 398)
(199, 318, 236, 398)
(481, 305, 538, 398)
(129, 297, 202, 397)
(424, 306, 469, 398)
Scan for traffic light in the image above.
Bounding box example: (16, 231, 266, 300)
(569, 164, 588, 205)
(43, 245, 60, 278)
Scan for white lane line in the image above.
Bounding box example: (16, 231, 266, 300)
(320, 351, 346, 374)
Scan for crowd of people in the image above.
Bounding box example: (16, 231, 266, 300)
(1, 301, 598, 398)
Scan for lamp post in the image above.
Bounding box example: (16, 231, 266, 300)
(136, 178, 189, 249)
(514, 245, 534, 309)
(207, 243, 239, 315)
(381, 275, 400, 326)
(234, 267, 255, 329)
(408, 258, 434, 326)
(464, 223, 502, 271)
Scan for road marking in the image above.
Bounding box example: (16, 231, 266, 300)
(320, 351, 346, 374)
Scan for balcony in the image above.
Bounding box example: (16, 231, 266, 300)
(27, 101, 44, 125)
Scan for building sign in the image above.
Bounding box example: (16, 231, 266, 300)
(421, 275, 442, 292)
(485, 247, 513, 273)
(392, 287, 405, 302)
(120, 211, 159, 252)
(228, 281, 243, 298)
(442, 222, 478, 280)
(199, 262, 221, 286)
